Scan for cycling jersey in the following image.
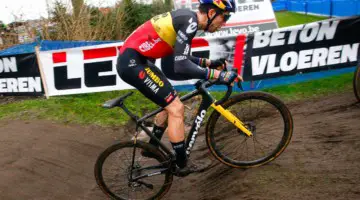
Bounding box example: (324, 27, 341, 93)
(120, 9, 207, 80)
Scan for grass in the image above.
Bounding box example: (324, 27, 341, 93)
(262, 73, 354, 101)
(0, 11, 352, 126)
(275, 11, 328, 28)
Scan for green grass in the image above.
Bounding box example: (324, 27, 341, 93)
(275, 12, 328, 28)
(262, 73, 354, 101)
(0, 11, 349, 126)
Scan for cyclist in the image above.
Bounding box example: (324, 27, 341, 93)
(117, 0, 242, 176)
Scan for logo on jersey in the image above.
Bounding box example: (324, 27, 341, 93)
(145, 67, 164, 87)
(165, 92, 175, 103)
(183, 44, 190, 55)
(129, 59, 137, 67)
(139, 37, 162, 52)
(186, 18, 197, 34)
(139, 70, 146, 80)
(177, 31, 188, 41)
(175, 55, 187, 61)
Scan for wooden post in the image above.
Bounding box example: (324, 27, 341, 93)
(35, 46, 50, 99)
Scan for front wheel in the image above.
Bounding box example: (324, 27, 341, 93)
(94, 141, 173, 200)
(353, 65, 360, 102)
(206, 91, 293, 168)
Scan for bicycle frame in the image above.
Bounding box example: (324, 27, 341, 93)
(118, 80, 253, 159)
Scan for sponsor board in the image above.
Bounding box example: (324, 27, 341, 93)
(38, 41, 211, 96)
(243, 17, 360, 81)
(174, 0, 278, 37)
(0, 53, 43, 96)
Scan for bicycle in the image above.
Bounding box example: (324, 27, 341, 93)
(353, 63, 360, 102)
(94, 78, 294, 200)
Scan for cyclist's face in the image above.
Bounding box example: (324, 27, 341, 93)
(207, 11, 231, 33)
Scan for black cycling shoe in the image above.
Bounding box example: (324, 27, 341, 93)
(174, 159, 212, 177)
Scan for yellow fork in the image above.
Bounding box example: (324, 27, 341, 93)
(211, 103, 253, 137)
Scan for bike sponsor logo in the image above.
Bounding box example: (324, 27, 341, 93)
(144, 67, 164, 87)
(128, 59, 137, 67)
(175, 55, 187, 61)
(186, 18, 197, 34)
(186, 110, 206, 154)
(139, 37, 162, 52)
(139, 70, 146, 80)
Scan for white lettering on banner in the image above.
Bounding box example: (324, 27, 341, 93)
(327, 45, 343, 65)
(238, 4, 260, 12)
(253, 21, 340, 48)
(288, 25, 304, 45)
(251, 43, 359, 76)
(186, 110, 206, 154)
(204, 25, 260, 37)
(0, 57, 17, 73)
(280, 52, 298, 72)
(0, 77, 42, 93)
(139, 38, 162, 52)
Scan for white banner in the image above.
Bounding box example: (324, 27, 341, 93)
(174, 0, 278, 38)
(38, 42, 209, 96)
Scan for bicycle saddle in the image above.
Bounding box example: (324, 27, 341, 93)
(103, 92, 134, 108)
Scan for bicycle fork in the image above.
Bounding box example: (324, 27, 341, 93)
(211, 104, 253, 137)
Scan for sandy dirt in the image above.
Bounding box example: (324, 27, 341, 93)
(0, 91, 359, 200)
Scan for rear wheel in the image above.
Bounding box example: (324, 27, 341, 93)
(206, 91, 293, 168)
(94, 141, 173, 200)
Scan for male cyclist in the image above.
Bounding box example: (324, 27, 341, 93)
(117, 0, 242, 176)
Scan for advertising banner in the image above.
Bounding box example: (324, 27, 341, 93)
(243, 17, 360, 81)
(174, 0, 278, 37)
(0, 53, 43, 96)
(39, 41, 215, 96)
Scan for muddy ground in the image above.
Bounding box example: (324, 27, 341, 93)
(0, 91, 359, 200)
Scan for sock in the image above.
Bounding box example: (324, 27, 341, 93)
(171, 141, 187, 168)
(149, 124, 166, 147)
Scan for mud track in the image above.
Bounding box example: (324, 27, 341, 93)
(0, 91, 359, 200)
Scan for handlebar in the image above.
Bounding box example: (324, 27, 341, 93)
(197, 75, 243, 106)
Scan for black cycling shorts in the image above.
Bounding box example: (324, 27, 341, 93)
(117, 48, 177, 108)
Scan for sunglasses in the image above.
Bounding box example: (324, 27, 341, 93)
(223, 13, 231, 22)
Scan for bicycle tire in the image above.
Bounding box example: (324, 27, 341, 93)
(206, 91, 293, 168)
(353, 65, 360, 102)
(94, 141, 173, 200)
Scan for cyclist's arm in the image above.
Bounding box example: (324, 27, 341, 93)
(172, 16, 209, 79)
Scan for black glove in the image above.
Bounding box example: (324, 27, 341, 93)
(209, 58, 227, 69)
(217, 70, 238, 85)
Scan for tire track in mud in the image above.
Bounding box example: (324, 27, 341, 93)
(0, 91, 359, 199)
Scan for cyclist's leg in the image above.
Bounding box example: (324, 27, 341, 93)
(117, 49, 186, 165)
(164, 97, 187, 168)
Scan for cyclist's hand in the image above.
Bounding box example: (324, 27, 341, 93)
(209, 58, 227, 70)
(217, 70, 238, 85)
